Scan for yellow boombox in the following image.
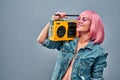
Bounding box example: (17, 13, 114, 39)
(48, 20, 77, 41)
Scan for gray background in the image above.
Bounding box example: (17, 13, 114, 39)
(0, 0, 120, 80)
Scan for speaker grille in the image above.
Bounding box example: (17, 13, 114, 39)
(57, 26, 66, 37)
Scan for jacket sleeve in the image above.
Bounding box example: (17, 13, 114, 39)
(41, 39, 63, 50)
(91, 52, 108, 80)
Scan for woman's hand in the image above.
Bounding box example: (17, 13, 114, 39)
(37, 11, 67, 44)
(51, 12, 67, 20)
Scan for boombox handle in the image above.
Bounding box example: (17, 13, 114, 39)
(54, 14, 79, 17)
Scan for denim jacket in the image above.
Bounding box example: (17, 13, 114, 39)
(42, 38, 108, 80)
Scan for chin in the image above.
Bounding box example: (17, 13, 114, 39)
(76, 28, 82, 31)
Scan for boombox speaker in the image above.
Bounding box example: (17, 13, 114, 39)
(48, 20, 77, 41)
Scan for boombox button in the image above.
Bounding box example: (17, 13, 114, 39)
(50, 27, 53, 29)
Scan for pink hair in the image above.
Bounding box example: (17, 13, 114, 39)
(78, 10, 104, 44)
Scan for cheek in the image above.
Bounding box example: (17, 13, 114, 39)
(83, 23, 91, 31)
(85, 22, 91, 28)
(86, 24, 90, 30)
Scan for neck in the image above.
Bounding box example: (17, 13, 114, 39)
(78, 32, 90, 44)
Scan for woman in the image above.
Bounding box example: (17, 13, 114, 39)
(37, 10, 108, 80)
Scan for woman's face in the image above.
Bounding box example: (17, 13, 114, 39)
(76, 15, 91, 33)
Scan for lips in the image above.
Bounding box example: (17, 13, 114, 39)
(77, 23, 83, 27)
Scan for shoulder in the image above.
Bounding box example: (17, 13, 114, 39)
(92, 44, 107, 57)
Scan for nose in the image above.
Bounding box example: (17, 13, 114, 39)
(78, 18, 83, 24)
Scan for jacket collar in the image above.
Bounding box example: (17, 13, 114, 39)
(74, 38, 94, 50)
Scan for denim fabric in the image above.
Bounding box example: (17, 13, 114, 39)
(42, 38, 108, 80)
